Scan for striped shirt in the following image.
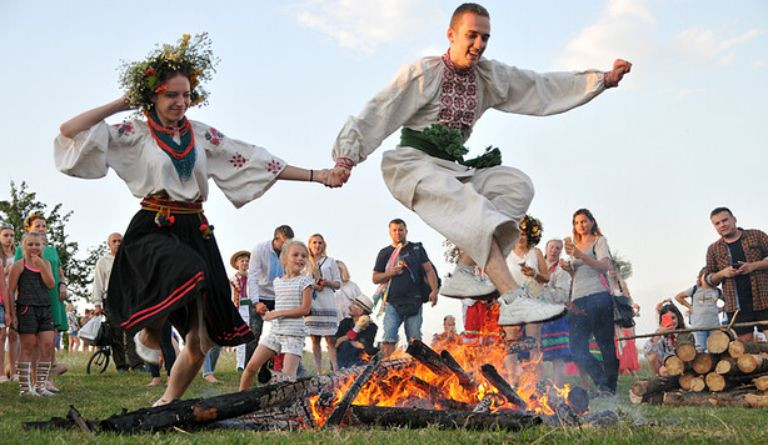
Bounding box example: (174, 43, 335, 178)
(271, 275, 313, 337)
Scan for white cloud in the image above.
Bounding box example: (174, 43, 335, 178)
(674, 27, 763, 66)
(555, 0, 656, 70)
(287, 0, 441, 55)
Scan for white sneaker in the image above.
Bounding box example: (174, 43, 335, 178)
(440, 264, 497, 299)
(134, 332, 161, 365)
(498, 288, 566, 326)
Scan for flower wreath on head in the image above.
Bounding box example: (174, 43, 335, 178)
(118, 33, 219, 113)
(519, 215, 543, 247)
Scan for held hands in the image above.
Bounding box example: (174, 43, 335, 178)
(255, 302, 268, 315)
(603, 59, 632, 88)
(322, 167, 351, 188)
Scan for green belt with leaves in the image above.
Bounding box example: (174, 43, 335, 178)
(399, 124, 502, 169)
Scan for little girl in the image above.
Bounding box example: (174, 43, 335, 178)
(675, 270, 722, 351)
(239, 241, 313, 389)
(5, 232, 56, 396)
(643, 300, 693, 376)
(66, 302, 80, 353)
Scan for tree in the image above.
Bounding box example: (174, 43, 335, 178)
(0, 181, 99, 304)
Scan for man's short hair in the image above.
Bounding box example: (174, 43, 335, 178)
(450, 3, 490, 28)
(710, 207, 733, 218)
(274, 225, 294, 239)
(389, 218, 407, 228)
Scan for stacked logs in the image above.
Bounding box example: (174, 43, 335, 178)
(631, 330, 768, 408)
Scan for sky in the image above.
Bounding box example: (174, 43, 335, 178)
(0, 0, 766, 346)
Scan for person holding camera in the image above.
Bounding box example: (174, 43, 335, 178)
(643, 300, 692, 376)
(373, 219, 438, 358)
(704, 207, 768, 342)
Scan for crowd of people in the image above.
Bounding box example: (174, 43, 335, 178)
(4, 1, 765, 408)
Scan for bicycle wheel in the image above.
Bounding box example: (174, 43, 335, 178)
(87, 349, 110, 374)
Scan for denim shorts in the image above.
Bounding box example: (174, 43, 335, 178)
(0, 304, 5, 328)
(382, 303, 422, 343)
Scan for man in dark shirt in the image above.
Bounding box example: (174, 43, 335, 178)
(334, 294, 378, 369)
(373, 219, 438, 357)
(705, 207, 768, 341)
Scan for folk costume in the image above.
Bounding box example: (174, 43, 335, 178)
(54, 115, 286, 349)
(306, 255, 341, 336)
(332, 52, 606, 271)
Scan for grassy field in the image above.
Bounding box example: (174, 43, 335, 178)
(1, 350, 767, 445)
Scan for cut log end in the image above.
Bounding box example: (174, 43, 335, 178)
(676, 343, 697, 362)
(707, 330, 734, 354)
(664, 355, 686, 376)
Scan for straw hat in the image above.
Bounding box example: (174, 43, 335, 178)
(352, 294, 374, 314)
(229, 250, 250, 269)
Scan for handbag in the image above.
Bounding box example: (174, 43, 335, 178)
(594, 238, 635, 328)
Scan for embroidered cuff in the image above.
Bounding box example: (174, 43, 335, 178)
(335, 157, 355, 170)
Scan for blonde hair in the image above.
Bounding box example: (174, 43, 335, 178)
(336, 260, 350, 282)
(307, 234, 328, 279)
(280, 240, 309, 269)
(21, 232, 44, 253)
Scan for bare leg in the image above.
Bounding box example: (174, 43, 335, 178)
(647, 353, 662, 376)
(282, 353, 301, 379)
(159, 308, 204, 403)
(324, 336, 338, 372)
(483, 239, 520, 295)
(240, 345, 276, 390)
(8, 329, 18, 378)
(0, 328, 5, 376)
(37, 331, 55, 362)
(311, 335, 323, 373)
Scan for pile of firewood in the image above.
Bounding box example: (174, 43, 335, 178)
(630, 330, 768, 407)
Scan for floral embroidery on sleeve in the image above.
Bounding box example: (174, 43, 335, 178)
(266, 160, 283, 175)
(112, 122, 134, 137)
(205, 127, 225, 146)
(229, 153, 247, 169)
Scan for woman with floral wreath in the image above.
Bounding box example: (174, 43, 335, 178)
(498, 215, 549, 371)
(55, 34, 334, 405)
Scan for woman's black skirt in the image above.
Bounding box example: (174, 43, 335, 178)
(106, 209, 254, 347)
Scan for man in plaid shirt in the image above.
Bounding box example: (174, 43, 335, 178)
(705, 207, 768, 341)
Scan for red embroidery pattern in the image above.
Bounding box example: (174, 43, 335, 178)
(229, 152, 247, 169)
(439, 52, 477, 137)
(205, 127, 225, 146)
(266, 160, 283, 174)
(112, 122, 135, 137)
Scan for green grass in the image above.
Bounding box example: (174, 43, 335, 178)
(1, 351, 767, 444)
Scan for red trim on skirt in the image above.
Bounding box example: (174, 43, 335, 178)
(121, 272, 205, 330)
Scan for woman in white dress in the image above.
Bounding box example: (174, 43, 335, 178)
(335, 260, 361, 322)
(306, 234, 341, 373)
(499, 215, 549, 367)
(55, 34, 334, 404)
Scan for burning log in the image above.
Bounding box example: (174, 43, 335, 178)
(707, 330, 736, 354)
(736, 354, 768, 374)
(324, 353, 382, 428)
(479, 364, 526, 408)
(663, 355, 688, 376)
(439, 349, 477, 391)
(566, 386, 589, 415)
(729, 341, 768, 359)
(406, 340, 452, 378)
(25, 375, 338, 433)
(408, 376, 473, 411)
(98, 376, 333, 433)
(675, 338, 698, 362)
(349, 405, 541, 431)
(691, 353, 716, 375)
